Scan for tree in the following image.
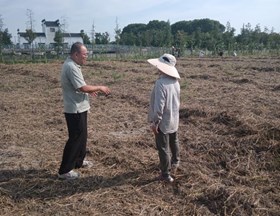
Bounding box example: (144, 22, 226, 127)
(24, 29, 36, 45)
(146, 20, 172, 47)
(95, 32, 110, 44)
(121, 23, 147, 35)
(0, 15, 12, 59)
(173, 30, 186, 56)
(170, 19, 226, 51)
(236, 23, 254, 53)
(117, 18, 280, 55)
(0, 16, 12, 46)
(54, 30, 64, 45)
(267, 32, 280, 52)
(223, 21, 236, 53)
(120, 23, 146, 45)
(54, 29, 64, 54)
(193, 28, 202, 49)
(120, 32, 137, 46)
(120, 20, 172, 47)
(171, 19, 225, 35)
(80, 30, 91, 44)
(164, 20, 173, 47)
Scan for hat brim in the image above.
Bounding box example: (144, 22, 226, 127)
(147, 58, 180, 79)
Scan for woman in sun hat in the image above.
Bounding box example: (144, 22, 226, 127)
(147, 53, 180, 183)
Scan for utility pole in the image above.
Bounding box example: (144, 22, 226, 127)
(91, 20, 95, 58)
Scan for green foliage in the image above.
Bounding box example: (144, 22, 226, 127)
(174, 30, 186, 49)
(53, 30, 64, 55)
(24, 29, 36, 44)
(80, 30, 91, 44)
(235, 23, 280, 54)
(119, 19, 226, 50)
(171, 19, 226, 53)
(118, 18, 280, 56)
(171, 18, 225, 35)
(222, 22, 236, 52)
(2, 14, 279, 59)
(54, 30, 64, 45)
(95, 32, 110, 44)
(0, 29, 12, 45)
(0, 14, 12, 47)
(122, 23, 147, 35)
(120, 20, 172, 47)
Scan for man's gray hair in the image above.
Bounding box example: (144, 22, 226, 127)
(70, 42, 84, 55)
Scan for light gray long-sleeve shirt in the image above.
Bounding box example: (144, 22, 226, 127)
(148, 74, 180, 134)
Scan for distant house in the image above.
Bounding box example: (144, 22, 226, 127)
(17, 19, 83, 49)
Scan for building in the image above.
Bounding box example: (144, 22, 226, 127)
(17, 19, 83, 49)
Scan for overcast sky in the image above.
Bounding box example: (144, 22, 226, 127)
(1, 0, 280, 43)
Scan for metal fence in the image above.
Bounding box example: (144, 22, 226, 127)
(0, 44, 174, 63)
(1, 44, 279, 64)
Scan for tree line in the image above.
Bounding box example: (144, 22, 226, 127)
(118, 19, 280, 55)
(1, 13, 280, 56)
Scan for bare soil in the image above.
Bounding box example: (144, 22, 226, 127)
(0, 56, 280, 215)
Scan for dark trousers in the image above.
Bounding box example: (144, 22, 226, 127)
(155, 130, 180, 177)
(59, 111, 88, 175)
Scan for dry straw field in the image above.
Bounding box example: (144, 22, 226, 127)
(0, 56, 280, 215)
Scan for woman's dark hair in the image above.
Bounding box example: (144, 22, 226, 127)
(70, 42, 84, 55)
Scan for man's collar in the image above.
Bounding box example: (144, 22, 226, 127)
(69, 57, 81, 67)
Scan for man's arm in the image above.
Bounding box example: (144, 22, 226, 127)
(79, 85, 110, 96)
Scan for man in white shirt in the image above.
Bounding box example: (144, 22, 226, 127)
(58, 42, 110, 180)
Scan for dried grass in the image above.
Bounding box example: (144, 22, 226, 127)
(0, 57, 279, 215)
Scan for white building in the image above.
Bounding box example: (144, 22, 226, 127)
(17, 19, 83, 49)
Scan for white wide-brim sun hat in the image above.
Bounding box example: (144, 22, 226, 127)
(147, 53, 180, 79)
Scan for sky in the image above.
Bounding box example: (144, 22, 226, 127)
(1, 0, 280, 43)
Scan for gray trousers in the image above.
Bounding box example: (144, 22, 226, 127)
(155, 130, 180, 177)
